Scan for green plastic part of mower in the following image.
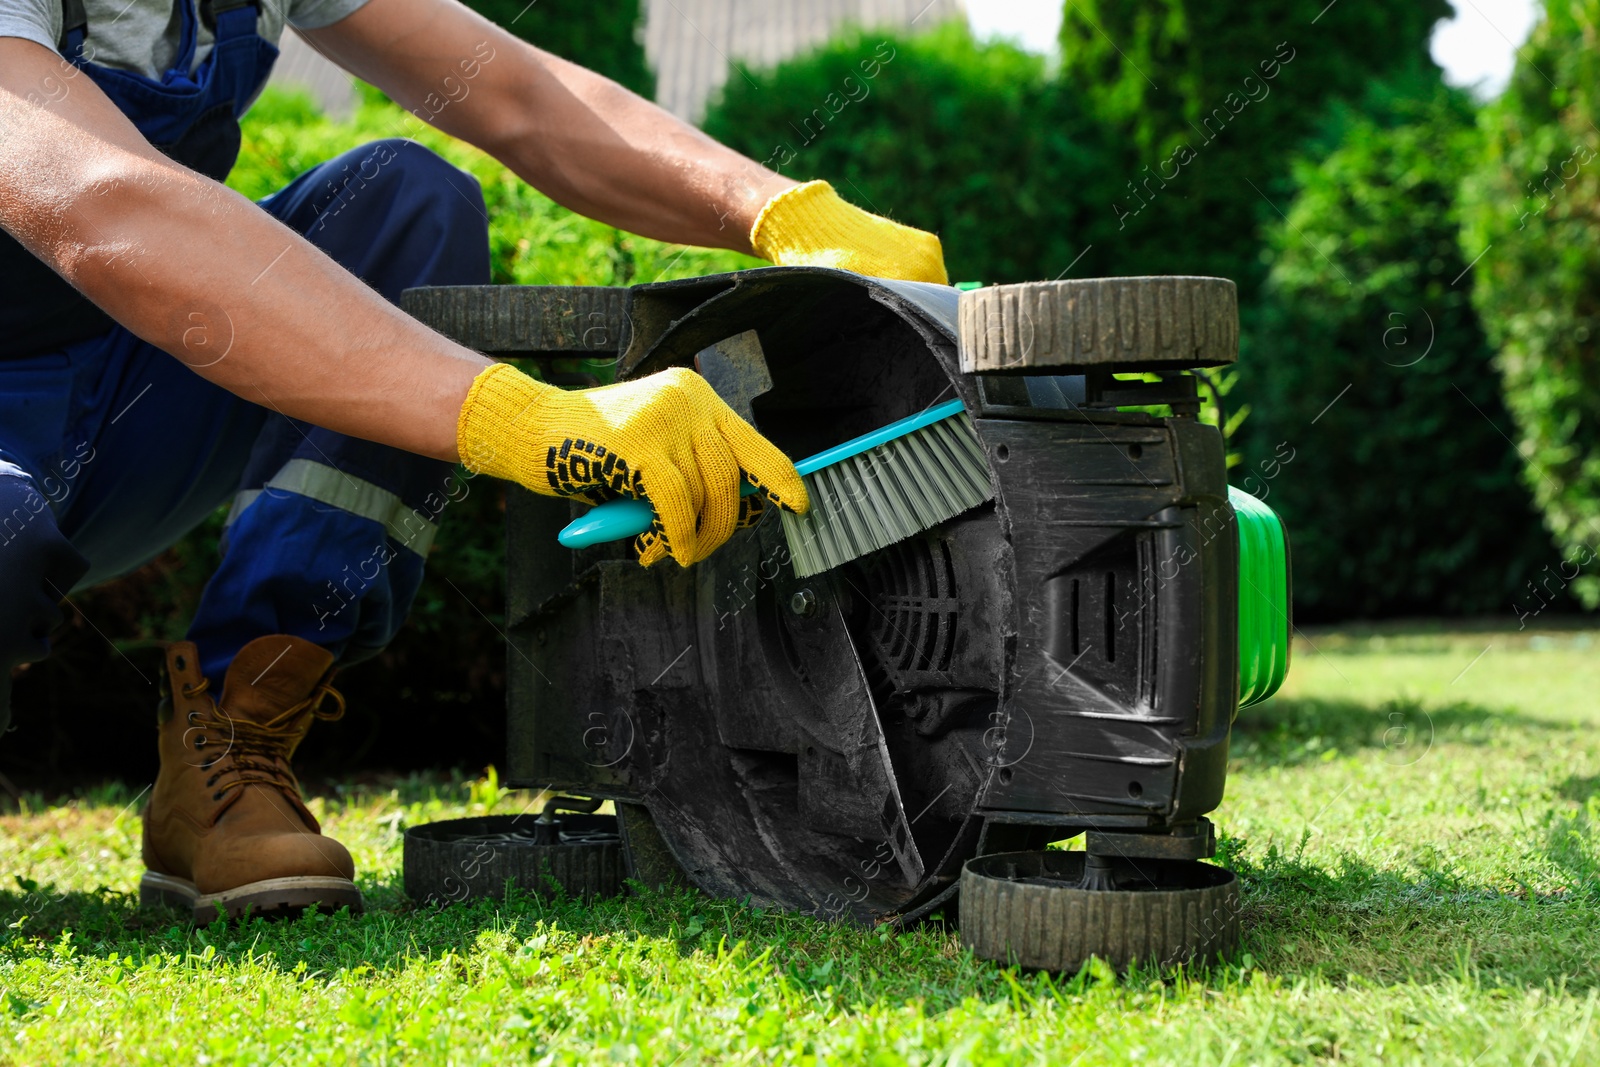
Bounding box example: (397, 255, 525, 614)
(1230, 486, 1291, 708)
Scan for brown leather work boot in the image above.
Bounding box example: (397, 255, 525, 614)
(139, 636, 363, 921)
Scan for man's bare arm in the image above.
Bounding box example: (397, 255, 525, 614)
(0, 37, 489, 461)
(301, 0, 798, 252)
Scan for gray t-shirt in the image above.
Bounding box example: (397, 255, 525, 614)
(0, 0, 366, 78)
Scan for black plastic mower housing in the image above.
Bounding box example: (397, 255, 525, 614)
(472, 268, 1241, 924)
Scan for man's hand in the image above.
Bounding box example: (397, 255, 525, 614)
(751, 180, 949, 285)
(456, 363, 808, 567)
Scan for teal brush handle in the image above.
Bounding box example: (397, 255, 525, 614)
(555, 398, 966, 550)
(557, 483, 757, 549)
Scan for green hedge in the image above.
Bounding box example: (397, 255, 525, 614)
(700, 12, 1564, 618)
(702, 22, 1116, 285)
(458, 0, 652, 98)
(1239, 79, 1555, 618)
(229, 86, 755, 287)
(1459, 0, 1600, 608)
(1056, 0, 1449, 293)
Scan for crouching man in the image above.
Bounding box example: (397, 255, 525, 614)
(0, 0, 946, 919)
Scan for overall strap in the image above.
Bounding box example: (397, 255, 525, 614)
(58, 0, 87, 60)
(201, 0, 259, 35)
(170, 0, 198, 77)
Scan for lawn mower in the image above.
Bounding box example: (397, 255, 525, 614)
(399, 269, 1290, 971)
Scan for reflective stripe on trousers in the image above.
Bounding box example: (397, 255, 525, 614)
(227, 459, 440, 559)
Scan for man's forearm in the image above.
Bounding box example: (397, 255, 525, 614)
(69, 157, 491, 460)
(302, 0, 798, 252)
(478, 47, 797, 251)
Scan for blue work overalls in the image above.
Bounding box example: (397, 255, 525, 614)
(0, 0, 491, 728)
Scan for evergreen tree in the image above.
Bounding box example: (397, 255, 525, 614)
(1241, 78, 1554, 618)
(703, 23, 1114, 285)
(1459, 0, 1600, 607)
(1057, 1, 1450, 289)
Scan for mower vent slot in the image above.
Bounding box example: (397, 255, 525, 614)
(938, 540, 959, 673)
(853, 537, 962, 694)
(1104, 571, 1117, 663)
(917, 611, 939, 673)
(1068, 579, 1081, 657)
(1044, 538, 1147, 703)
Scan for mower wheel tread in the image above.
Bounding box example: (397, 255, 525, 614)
(401, 285, 629, 355)
(403, 814, 626, 905)
(957, 276, 1238, 373)
(959, 850, 1239, 971)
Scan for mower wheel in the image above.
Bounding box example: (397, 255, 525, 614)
(957, 276, 1238, 374)
(403, 814, 626, 905)
(399, 285, 628, 356)
(959, 850, 1239, 972)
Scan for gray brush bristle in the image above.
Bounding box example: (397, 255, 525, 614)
(779, 411, 993, 578)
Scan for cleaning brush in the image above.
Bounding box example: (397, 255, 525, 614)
(556, 398, 993, 578)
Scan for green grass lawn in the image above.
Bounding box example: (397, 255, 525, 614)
(2, 622, 1597, 1065)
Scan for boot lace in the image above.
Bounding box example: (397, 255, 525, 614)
(182, 677, 346, 819)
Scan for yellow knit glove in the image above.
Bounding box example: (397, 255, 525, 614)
(750, 180, 949, 285)
(457, 363, 808, 567)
